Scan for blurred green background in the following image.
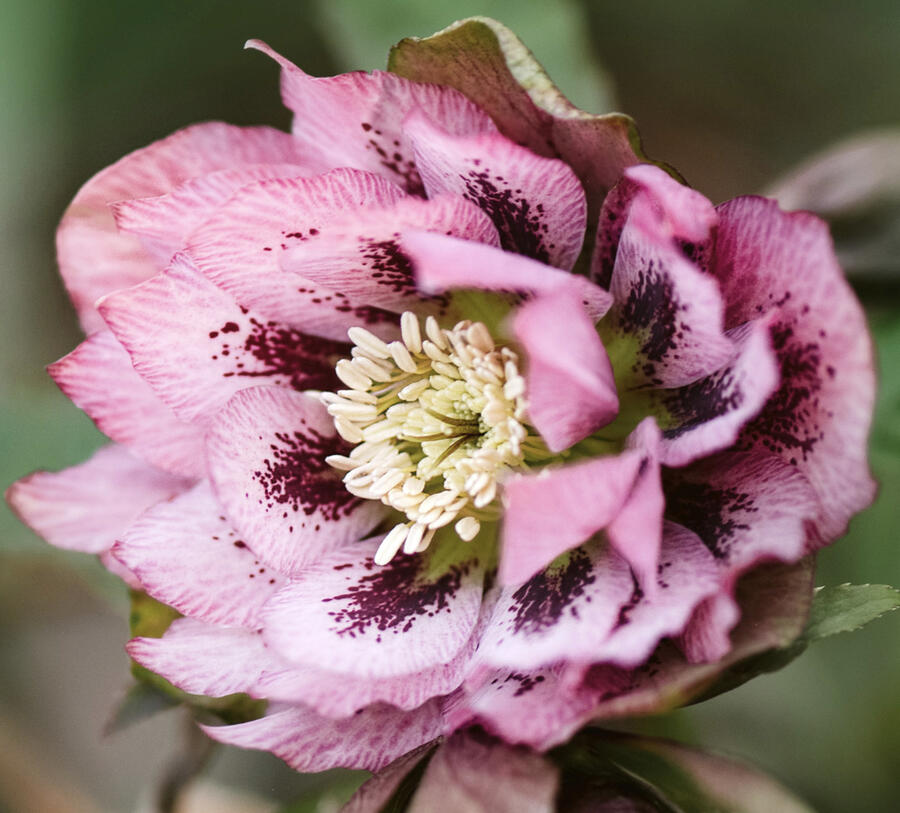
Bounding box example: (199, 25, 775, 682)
(1, 1, 897, 811)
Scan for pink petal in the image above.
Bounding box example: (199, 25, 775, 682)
(280, 193, 500, 315)
(481, 540, 635, 671)
(114, 483, 288, 628)
(607, 197, 732, 388)
(262, 538, 484, 679)
(128, 618, 270, 697)
(653, 316, 780, 467)
(205, 386, 384, 575)
(112, 163, 312, 266)
(58, 122, 316, 331)
(343, 744, 438, 813)
(605, 418, 664, 595)
(498, 451, 643, 586)
(712, 196, 876, 541)
(202, 699, 444, 772)
(403, 231, 613, 320)
(6, 444, 189, 554)
(409, 731, 559, 813)
(404, 110, 586, 269)
(512, 286, 618, 452)
(185, 168, 405, 340)
(592, 164, 719, 288)
(48, 331, 204, 478)
(248, 40, 496, 196)
(98, 253, 346, 425)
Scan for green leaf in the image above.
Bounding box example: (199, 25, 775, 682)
(388, 17, 681, 228)
(554, 730, 814, 813)
(802, 583, 900, 641)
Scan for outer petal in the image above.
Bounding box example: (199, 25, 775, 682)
(404, 231, 613, 320)
(186, 168, 405, 340)
(112, 163, 312, 265)
(99, 253, 346, 425)
(128, 618, 270, 698)
(57, 122, 315, 331)
(249, 40, 496, 196)
(280, 194, 500, 315)
(592, 164, 719, 288)
(206, 386, 384, 575)
(262, 538, 484, 679)
(114, 483, 288, 628)
(6, 445, 189, 554)
(498, 451, 643, 586)
(202, 700, 444, 772)
(512, 287, 618, 452)
(607, 194, 732, 388)
(48, 331, 205, 478)
(404, 110, 586, 268)
(343, 744, 439, 813)
(712, 197, 876, 540)
(652, 317, 780, 467)
(408, 731, 559, 813)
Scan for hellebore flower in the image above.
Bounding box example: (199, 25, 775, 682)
(7, 18, 875, 774)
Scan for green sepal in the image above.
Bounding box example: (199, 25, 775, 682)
(126, 590, 266, 725)
(552, 729, 813, 812)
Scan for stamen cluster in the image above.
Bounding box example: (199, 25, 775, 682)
(323, 312, 535, 564)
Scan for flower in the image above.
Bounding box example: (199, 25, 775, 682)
(7, 18, 875, 774)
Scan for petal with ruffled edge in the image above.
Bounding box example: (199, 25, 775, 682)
(112, 163, 313, 266)
(114, 483, 288, 628)
(48, 331, 204, 479)
(57, 122, 317, 332)
(280, 194, 500, 315)
(249, 40, 496, 197)
(202, 699, 444, 772)
(99, 253, 346, 425)
(206, 386, 384, 575)
(498, 451, 643, 586)
(512, 286, 617, 452)
(262, 536, 484, 679)
(650, 316, 780, 467)
(186, 168, 405, 341)
(712, 197, 876, 541)
(605, 192, 732, 388)
(664, 450, 819, 661)
(403, 231, 613, 321)
(592, 164, 719, 288)
(404, 110, 586, 269)
(6, 445, 189, 554)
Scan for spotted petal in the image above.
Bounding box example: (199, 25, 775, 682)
(114, 483, 288, 628)
(206, 386, 384, 575)
(99, 253, 346, 425)
(711, 196, 876, 540)
(202, 700, 445, 772)
(404, 110, 586, 268)
(48, 331, 204, 478)
(249, 40, 496, 196)
(57, 122, 315, 332)
(262, 537, 484, 679)
(512, 286, 618, 452)
(6, 444, 189, 554)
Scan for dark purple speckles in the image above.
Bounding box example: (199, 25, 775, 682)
(661, 364, 744, 439)
(253, 427, 359, 526)
(509, 548, 596, 635)
(663, 476, 755, 560)
(323, 555, 470, 640)
(741, 321, 824, 462)
(496, 672, 547, 697)
(612, 573, 644, 630)
(211, 317, 347, 391)
(361, 121, 424, 196)
(358, 237, 416, 295)
(463, 167, 552, 263)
